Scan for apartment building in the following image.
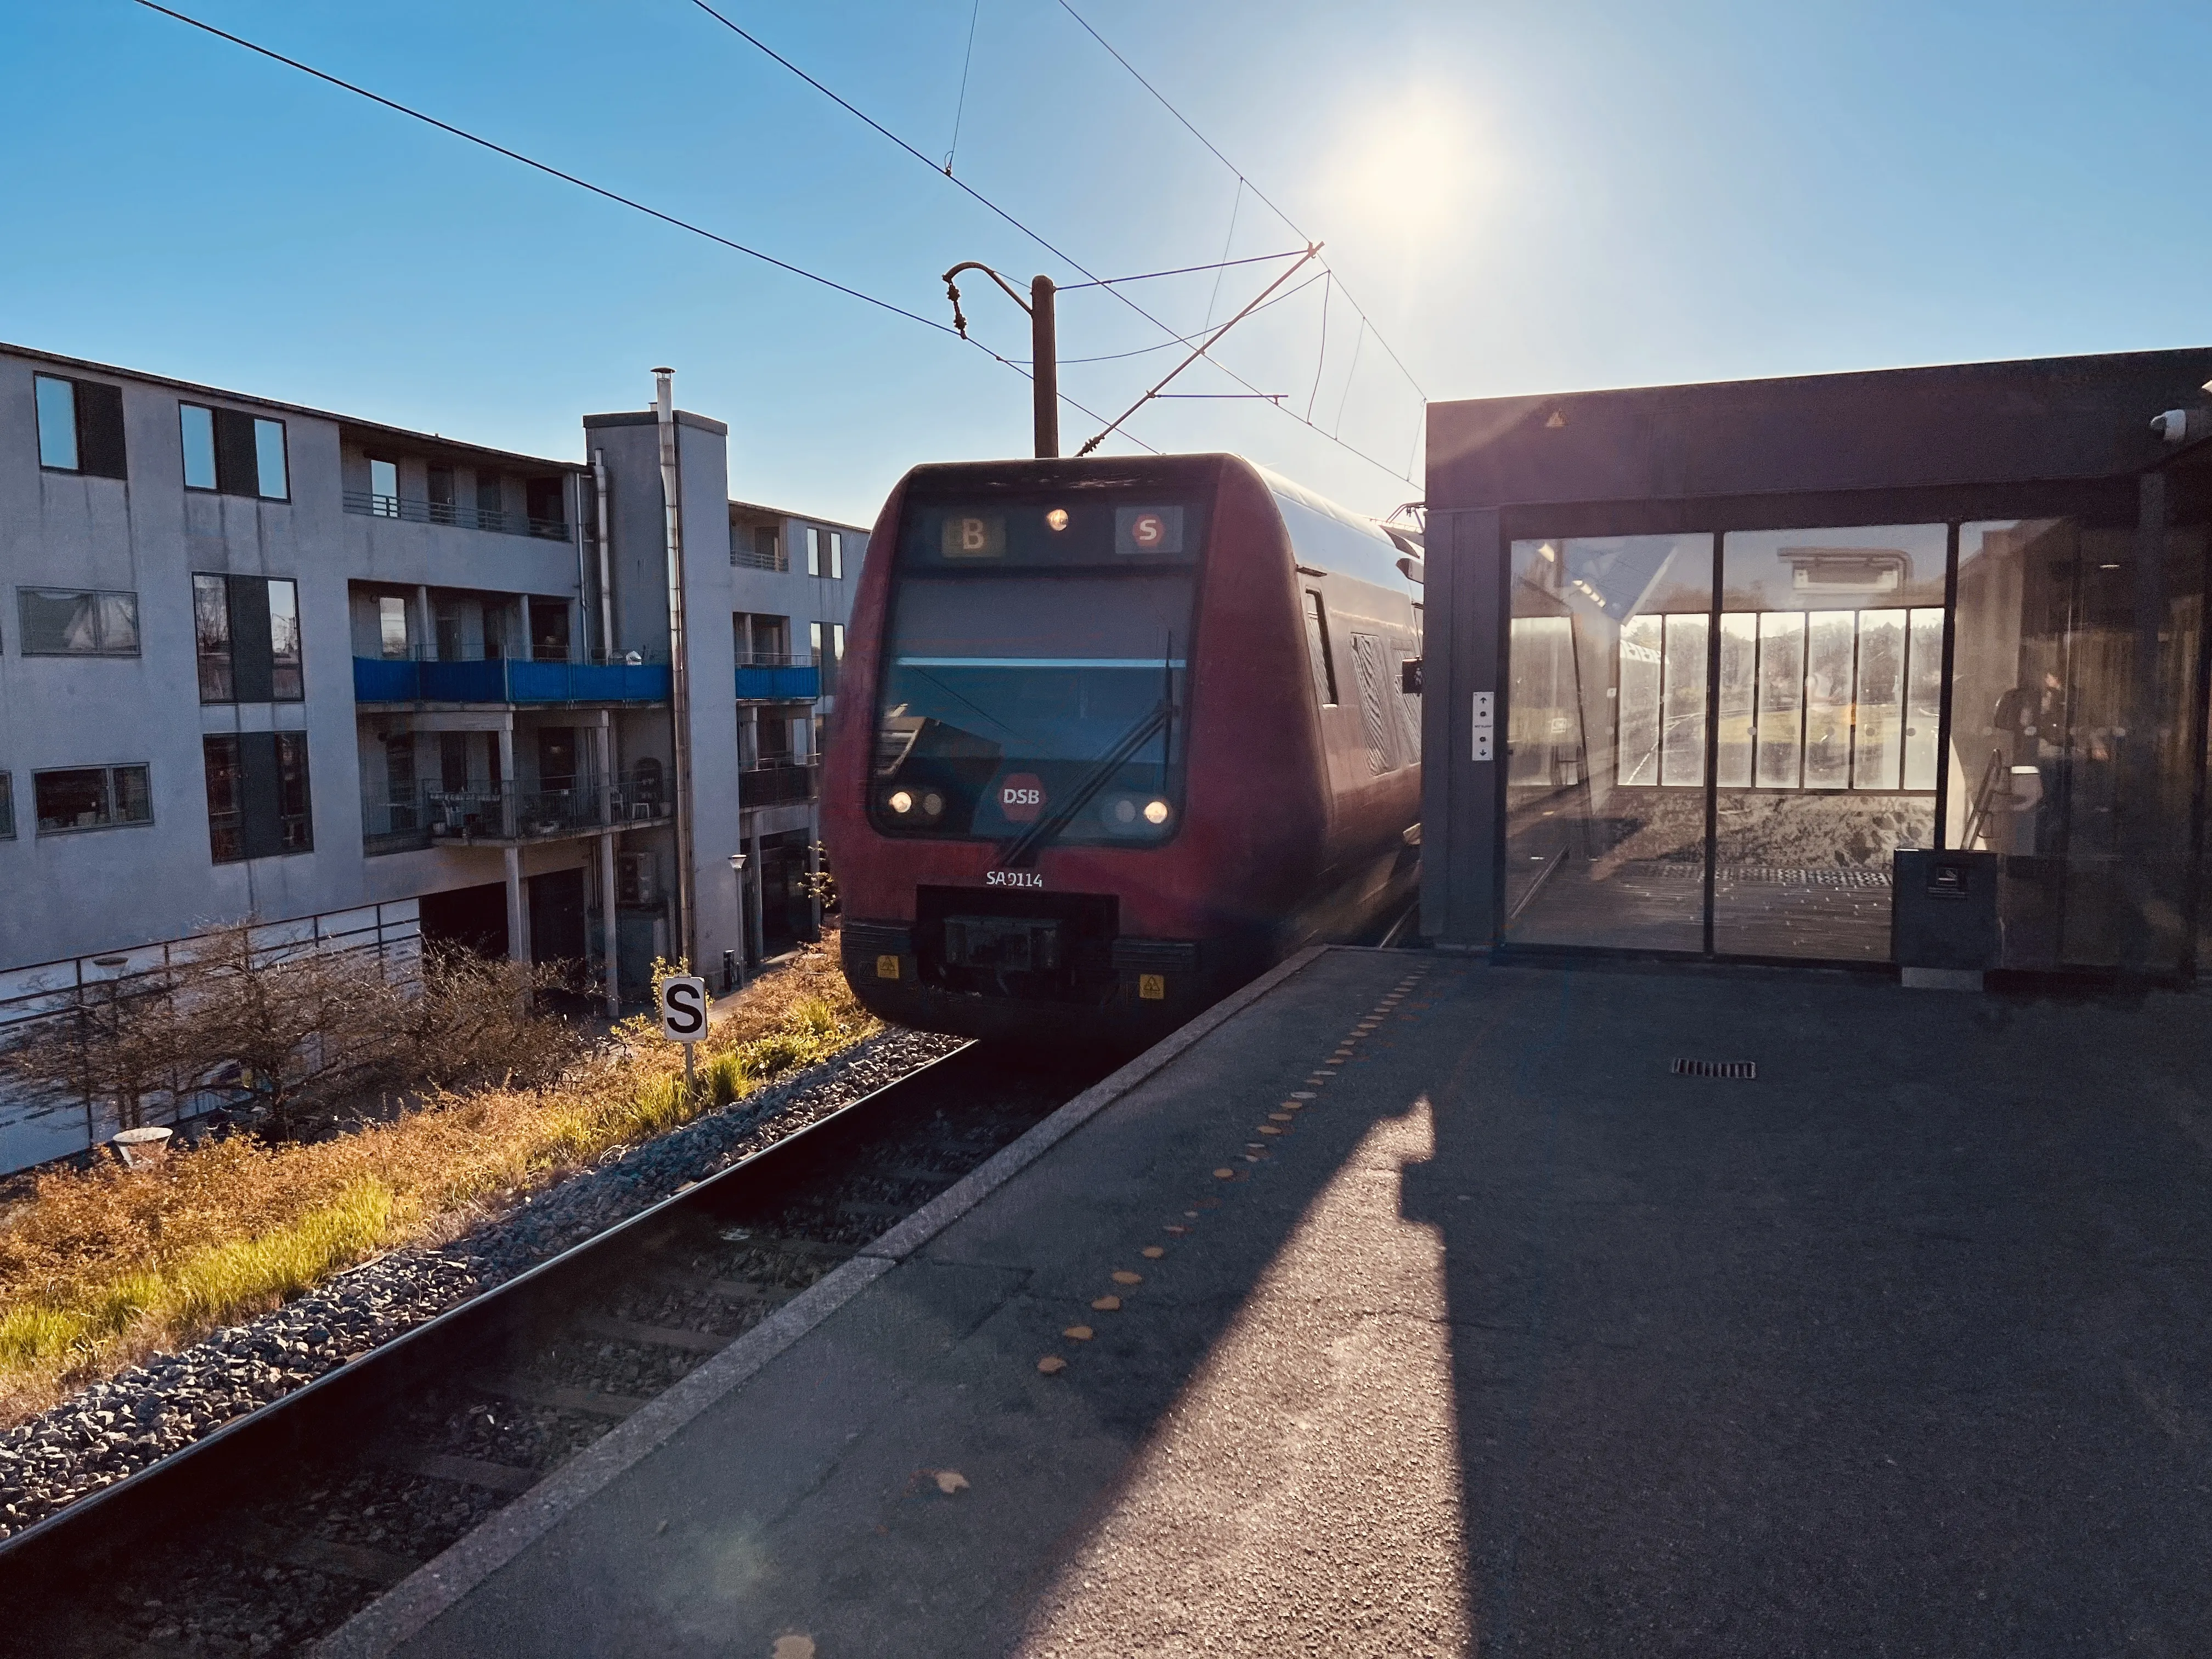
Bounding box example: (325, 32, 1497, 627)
(0, 345, 863, 1171)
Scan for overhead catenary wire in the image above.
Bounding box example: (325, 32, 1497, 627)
(684, 0, 1414, 484)
(942, 0, 983, 173)
(1060, 247, 1305, 291)
(128, 0, 1153, 454)
(1076, 246, 1322, 457)
(1052, 0, 1429, 404)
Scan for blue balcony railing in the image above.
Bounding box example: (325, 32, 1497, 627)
(735, 662, 820, 701)
(354, 657, 673, 705)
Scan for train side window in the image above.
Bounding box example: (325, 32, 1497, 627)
(1302, 590, 1339, 707)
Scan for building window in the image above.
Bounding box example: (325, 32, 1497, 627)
(828, 531, 844, 580)
(194, 573, 304, 702)
(379, 595, 409, 659)
(35, 375, 127, 478)
(202, 733, 313, 862)
(0, 771, 13, 839)
(16, 589, 139, 656)
(809, 620, 823, 667)
(34, 765, 152, 834)
(179, 404, 288, 499)
(528, 597, 571, 662)
(1303, 591, 1338, 706)
(806, 526, 822, 577)
(427, 464, 455, 523)
(365, 456, 399, 514)
(828, 623, 844, 692)
(476, 471, 504, 530)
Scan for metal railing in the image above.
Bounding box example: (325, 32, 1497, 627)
(362, 779, 672, 852)
(732, 543, 787, 572)
(739, 761, 819, 808)
(344, 490, 569, 541)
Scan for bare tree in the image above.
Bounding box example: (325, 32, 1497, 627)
(1, 924, 582, 1147)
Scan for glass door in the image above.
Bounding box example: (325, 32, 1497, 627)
(1711, 524, 1948, 958)
(1504, 534, 1712, 952)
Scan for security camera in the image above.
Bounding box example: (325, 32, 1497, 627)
(2151, 408, 2203, 444)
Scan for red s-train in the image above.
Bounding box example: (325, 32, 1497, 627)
(821, 453, 1423, 1048)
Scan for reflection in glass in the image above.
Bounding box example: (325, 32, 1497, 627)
(1715, 614, 1756, 788)
(1714, 524, 1945, 960)
(1755, 612, 1805, 787)
(1954, 518, 2205, 973)
(1661, 613, 1709, 786)
(1504, 534, 1711, 952)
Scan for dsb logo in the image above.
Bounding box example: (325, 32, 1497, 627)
(1000, 773, 1045, 823)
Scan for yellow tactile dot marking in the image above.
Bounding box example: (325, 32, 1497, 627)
(1214, 1167, 1235, 1179)
(1269, 1112, 1294, 1121)
(1064, 1325, 1093, 1341)
(1037, 1356, 1067, 1374)
(1258, 1125, 1282, 1135)
(1092, 1294, 1121, 1311)
(1141, 1244, 1166, 1259)
(1112, 1269, 1144, 1285)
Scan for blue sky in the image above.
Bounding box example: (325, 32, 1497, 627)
(3, 2, 2206, 524)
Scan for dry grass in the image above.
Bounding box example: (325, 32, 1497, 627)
(0, 940, 877, 1427)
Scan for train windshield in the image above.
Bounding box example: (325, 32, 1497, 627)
(871, 493, 1206, 845)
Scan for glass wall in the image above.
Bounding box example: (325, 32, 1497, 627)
(1950, 518, 2205, 973)
(1505, 534, 1711, 952)
(1501, 507, 2211, 973)
(1711, 524, 1946, 958)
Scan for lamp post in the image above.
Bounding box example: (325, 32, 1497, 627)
(941, 264, 1058, 459)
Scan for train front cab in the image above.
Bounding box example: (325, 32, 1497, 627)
(823, 454, 1422, 1051)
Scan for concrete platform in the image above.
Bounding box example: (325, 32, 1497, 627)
(334, 949, 2212, 1657)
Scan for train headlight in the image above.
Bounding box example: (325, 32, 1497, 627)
(1143, 799, 1171, 826)
(888, 789, 914, 815)
(921, 791, 944, 817)
(1045, 507, 1070, 532)
(1111, 798, 1137, 825)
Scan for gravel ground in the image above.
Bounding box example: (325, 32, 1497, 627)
(0, 1026, 963, 1544)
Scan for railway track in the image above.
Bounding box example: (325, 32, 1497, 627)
(0, 1042, 1104, 1658)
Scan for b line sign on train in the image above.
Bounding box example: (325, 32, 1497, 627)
(659, 974, 708, 1082)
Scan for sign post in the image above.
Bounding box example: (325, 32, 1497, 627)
(657, 974, 709, 1086)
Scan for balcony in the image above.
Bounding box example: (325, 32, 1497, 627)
(354, 656, 673, 706)
(362, 777, 671, 854)
(345, 490, 570, 541)
(735, 653, 821, 701)
(740, 761, 819, 809)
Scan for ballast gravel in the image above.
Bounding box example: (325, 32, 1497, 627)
(0, 1026, 963, 1543)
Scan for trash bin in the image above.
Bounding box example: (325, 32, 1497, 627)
(1891, 848, 1999, 989)
(111, 1126, 174, 1169)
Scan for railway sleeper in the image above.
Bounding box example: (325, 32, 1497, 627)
(467, 1373, 650, 1419)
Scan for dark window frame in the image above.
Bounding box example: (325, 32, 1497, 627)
(180, 403, 290, 500)
(203, 731, 313, 862)
(194, 573, 304, 703)
(34, 374, 127, 479)
(0, 770, 14, 839)
(15, 588, 140, 657)
(33, 764, 153, 836)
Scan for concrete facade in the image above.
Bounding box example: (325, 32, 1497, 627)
(0, 342, 864, 1171)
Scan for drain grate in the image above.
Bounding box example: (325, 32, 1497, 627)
(1672, 1058, 1756, 1080)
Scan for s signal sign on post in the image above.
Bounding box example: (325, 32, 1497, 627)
(659, 976, 708, 1042)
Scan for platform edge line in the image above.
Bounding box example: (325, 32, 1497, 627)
(312, 1252, 896, 1659)
(314, 944, 1328, 1658)
(858, 945, 1331, 1265)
